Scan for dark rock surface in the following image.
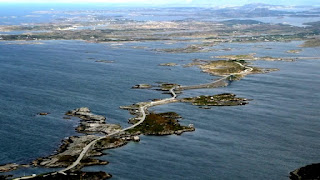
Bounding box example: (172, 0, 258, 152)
(38, 112, 50, 116)
(132, 84, 152, 89)
(290, 163, 320, 180)
(66, 107, 121, 134)
(32, 171, 111, 180)
(181, 93, 250, 106)
(0, 163, 29, 173)
(127, 112, 195, 136)
(32, 135, 127, 169)
(66, 107, 106, 123)
(0, 175, 12, 180)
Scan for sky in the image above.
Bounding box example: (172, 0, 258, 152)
(0, 0, 318, 6)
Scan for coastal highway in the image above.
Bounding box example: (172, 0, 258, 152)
(14, 64, 252, 179)
(14, 106, 149, 179)
(59, 87, 178, 173)
(14, 87, 177, 179)
(178, 62, 253, 90)
(177, 75, 229, 90)
(234, 62, 253, 74)
(58, 106, 147, 173)
(170, 87, 177, 98)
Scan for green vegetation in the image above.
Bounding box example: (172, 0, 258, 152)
(199, 60, 246, 75)
(57, 155, 77, 163)
(95, 137, 126, 148)
(183, 59, 207, 67)
(215, 54, 255, 60)
(159, 83, 179, 91)
(228, 74, 243, 81)
(215, 54, 294, 62)
(158, 45, 206, 53)
(157, 42, 217, 53)
(230, 59, 246, 64)
(128, 112, 193, 135)
(0, 16, 318, 44)
(250, 67, 263, 74)
(301, 39, 320, 47)
(286, 49, 302, 54)
(221, 19, 264, 26)
(182, 93, 249, 106)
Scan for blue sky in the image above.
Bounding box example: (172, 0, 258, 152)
(0, 0, 318, 6)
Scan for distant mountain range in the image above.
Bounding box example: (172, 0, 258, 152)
(177, 3, 320, 18)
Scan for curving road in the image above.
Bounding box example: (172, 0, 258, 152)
(58, 87, 178, 174)
(234, 62, 253, 75)
(58, 106, 147, 173)
(14, 106, 150, 179)
(14, 64, 253, 179)
(58, 65, 253, 174)
(178, 75, 229, 90)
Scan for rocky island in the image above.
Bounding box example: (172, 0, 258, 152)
(290, 163, 320, 180)
(1, 4, 318, 180)
(184, 59, 278, 80)
(301, 38, 320, 47)
(131, 84, 152, 89)
(181, 93, 249, 107)
(0, 62, 267, 178)
(126, 112, 194, 136)
(32, 107, 125, 169)
(158, 63, 178, 66)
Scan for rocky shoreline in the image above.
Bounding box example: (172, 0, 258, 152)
(31, 107, 128, 171)
(0, 108, 129, 178)
(65, 107, 122, 134)
(290, 163, 320, 180)
(0, 164, 29, 173)
(0, 102, 197, 178)
(126, 112, 195, 136)
(1, 90, 251, 175)
(28, 171, 111, 180)
(0, 5, 318, 179)
(184, 59, 279, 80)
(0, 54, 282, 179)
(181, 93, 250, 107)
(0, 53, 281, 179)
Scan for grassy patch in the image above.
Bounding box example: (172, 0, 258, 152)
(215, 54, 255, 60)
(182, 93, 249, 106)
(301, 39, 320, 47)
(200, 60, 246, 75)
(128, 112, 192, 135)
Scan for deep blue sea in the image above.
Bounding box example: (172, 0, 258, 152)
(1, 4, 320, 180)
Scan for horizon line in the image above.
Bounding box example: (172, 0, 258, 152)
(0, 2, 317, 8)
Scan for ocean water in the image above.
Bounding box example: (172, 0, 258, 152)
(1, 4, 320, 180)
(84, 41, 320, 180)
(1, 40, 319, 179)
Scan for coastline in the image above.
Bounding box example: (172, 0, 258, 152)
(0, 60, 266, 179)
(1, 5, 320, 178)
